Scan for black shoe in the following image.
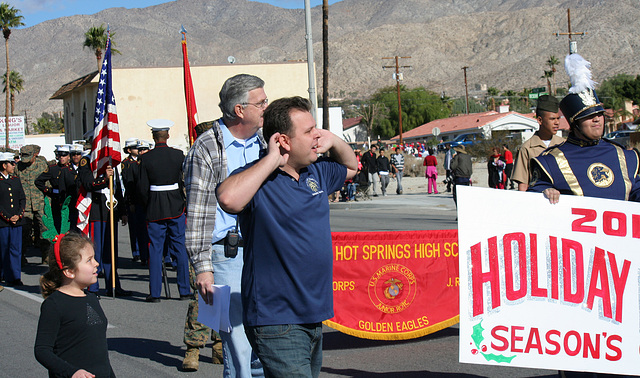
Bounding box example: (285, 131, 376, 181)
(145, 295, 161, 303)
(140, 259, 148, 266)
(132, 256, 140, 262)
(8, 279, 23, 287)
(106, 288, 132, 297)
(180, 293, 194, 301)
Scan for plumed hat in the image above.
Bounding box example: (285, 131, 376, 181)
(559, 54, 605, 126)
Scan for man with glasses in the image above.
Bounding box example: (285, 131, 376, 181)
(0, 152, 26, 286)
(16, 145, 48, 263)
(35, 145, 75, 234)
(183, 74, 266, 375)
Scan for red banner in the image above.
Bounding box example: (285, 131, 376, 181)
(324, 230, 460, 340)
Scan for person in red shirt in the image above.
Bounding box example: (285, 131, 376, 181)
(423, 148, 438, 194)
(502, 144, 514, 190)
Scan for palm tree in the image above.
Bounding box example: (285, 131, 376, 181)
(3, 70, 23, 115)
(0, 2, 23, 148)
(547, 55, 560, 95)
(83, 24, 120, 71)
(542, 70, 554, 95)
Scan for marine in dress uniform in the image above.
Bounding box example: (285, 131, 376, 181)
(65, 143, 85, 231)
(138, 119, 191, 302)
(77, 155, 131, 296)
(0, 152, 26, 286)
(34, 145, 76, 234)
(121, 138, 144, 262)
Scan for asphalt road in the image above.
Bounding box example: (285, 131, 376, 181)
(0, 189, 557, 377)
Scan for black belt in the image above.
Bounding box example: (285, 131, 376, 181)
(214, 239, 244, 247)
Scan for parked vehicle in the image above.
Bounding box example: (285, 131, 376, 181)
(604, 130, 635, 148)
(437, 133, 483, 151)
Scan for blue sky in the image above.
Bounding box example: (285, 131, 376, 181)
(7, 0, 344, 28)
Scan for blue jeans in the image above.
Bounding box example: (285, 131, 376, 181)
(211, 244, 264, 378)
(395, 169, 403, 193)
(246, 323, 323, 378)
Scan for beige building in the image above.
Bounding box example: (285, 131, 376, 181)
(51, 62, 312, 152)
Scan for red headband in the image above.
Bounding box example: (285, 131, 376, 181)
(53, 234, 66, 270)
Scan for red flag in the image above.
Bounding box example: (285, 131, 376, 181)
(182, 29, 198, 145)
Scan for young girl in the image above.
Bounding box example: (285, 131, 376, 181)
(34, 232, 115, 378)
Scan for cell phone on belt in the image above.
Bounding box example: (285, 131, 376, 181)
(224, 230, 239, 258)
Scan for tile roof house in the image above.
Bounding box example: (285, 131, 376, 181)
(391, 109, 570, 145)
(342, 116, 366, 143)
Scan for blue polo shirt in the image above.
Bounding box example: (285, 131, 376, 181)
(236, 158, 347, 326)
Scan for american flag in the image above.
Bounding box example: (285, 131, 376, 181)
(77, 31, 121, 234)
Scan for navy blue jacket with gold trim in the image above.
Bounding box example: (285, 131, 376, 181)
(0, 173, 26, 227)
(138, 142, 185, 222)
(529, 134, 640, 201)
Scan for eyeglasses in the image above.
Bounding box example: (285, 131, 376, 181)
(57, 152, 69, 157)
(242, 98, 269, 109)
(7, 161, 15, 165)
(70, 152, 82, 156)
(138, 148, 149, 151)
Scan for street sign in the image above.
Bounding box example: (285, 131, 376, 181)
(432, 127, 441, 137)
(531, 87, 547, 93)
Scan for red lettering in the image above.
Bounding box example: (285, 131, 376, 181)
(471, 238, 500, 317)
(562, 239, 584, 303)
(564, 331, 582, 356)
(545, 330, 561, 355)
(633, 214, 640, 238)
(583, 333, 600, 359)
(490, 325, 509, 351)
(529, 233, 547, 297)
(603, 211, 626, 237)
(550, 236, 559, 300)
(605, 335, 622, 361)
(524, 327, 543, 354)
(510, 326, 525, 353)
(586, 248, 613, 320)
(572, 208, 597, 233)
(608, 252, 631, 323)
(503, 233, 527, 301)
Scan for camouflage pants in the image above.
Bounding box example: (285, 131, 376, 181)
(22, 210, 50, 258)
(184, 264, 222, 348)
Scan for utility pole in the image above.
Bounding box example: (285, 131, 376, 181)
(303, 0, 317, 121)
(553, 8, 587, 55)
(322, 0, 329, 131)
(382, 56, 411, 145)
(462, 66, 470, 114)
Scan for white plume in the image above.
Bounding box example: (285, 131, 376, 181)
(564, 53, 597, 94)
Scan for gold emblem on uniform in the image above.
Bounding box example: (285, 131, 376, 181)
(80, 158, 88, 167)
(306, 177, 321, 194)
(587, 163, 614, 188)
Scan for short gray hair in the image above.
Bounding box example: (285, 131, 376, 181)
(218, 74, 265, 120)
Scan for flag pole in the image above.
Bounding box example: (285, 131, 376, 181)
(109, 161, 115, 298)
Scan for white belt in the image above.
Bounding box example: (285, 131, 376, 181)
(150, 183, 179, 191)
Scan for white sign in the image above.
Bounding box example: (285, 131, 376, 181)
(0, 116, 25, 149)
(458, 186, 640, 376)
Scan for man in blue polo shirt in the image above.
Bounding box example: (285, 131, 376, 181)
(217, 96, 357, 377)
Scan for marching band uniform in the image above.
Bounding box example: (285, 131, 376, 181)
(0, 152, 26, 286)
(139, 119, 190, 302)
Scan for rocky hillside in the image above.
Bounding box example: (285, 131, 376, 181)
(8, 0, 640, 124)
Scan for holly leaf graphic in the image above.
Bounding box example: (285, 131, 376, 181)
(471, 321, 485, 348)
(481, 353, 517, 363)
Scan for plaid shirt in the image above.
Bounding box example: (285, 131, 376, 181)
(183, 119, 266, 275)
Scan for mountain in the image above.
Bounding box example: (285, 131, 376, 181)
(8, 0, 640, 125)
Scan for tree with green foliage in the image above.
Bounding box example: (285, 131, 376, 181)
(0, 2, 23, 148)
(597, 73, 635, 109)
(370, 85, 451, 139)
(83, 24, 120, 71)
(33, 112, 64, 134)
(547, 56, 560, 95)
(451, 97, 485, 115)
(2, 69, 22, 115)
